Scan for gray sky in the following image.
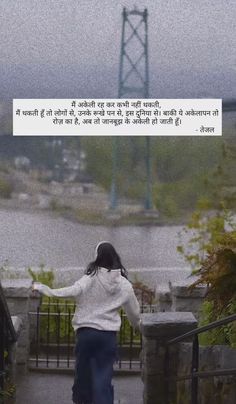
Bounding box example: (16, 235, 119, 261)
(0, 0, 236, 99)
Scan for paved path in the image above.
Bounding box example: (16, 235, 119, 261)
(16, 371, 143, 404)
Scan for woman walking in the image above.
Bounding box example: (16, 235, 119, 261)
(33, 241, 141, 404)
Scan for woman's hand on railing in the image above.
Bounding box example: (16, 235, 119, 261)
(31, 281, 42, 293)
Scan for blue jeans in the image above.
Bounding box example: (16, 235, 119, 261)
(72, 327, 117, 404)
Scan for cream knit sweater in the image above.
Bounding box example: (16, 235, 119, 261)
(34, 268, 141, 331)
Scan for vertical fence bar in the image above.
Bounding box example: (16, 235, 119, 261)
(139, 331, 142, 369)
(3, 324, 7, 404)
(141, 291, 144, 312)
(129, 326, 134, 369)
(46, 306, 50, 368)
(0, 313, 5, 393)
(191, 335, 199, 404)
(56, 298, 59, 313)
(150, 292, 154, 312)
(56, 309, 61, 368)
(65, 301, 68, 362)
(119, 310, 123, 369)
(67, 308, 71, 368)
(36, 306, 40, 368)
(164, 345, 170, 404)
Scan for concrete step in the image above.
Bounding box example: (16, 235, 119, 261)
(16, 371, 143, 404)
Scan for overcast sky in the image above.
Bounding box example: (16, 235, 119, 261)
(0, 0, 236, 99)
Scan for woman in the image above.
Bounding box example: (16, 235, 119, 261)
(33, 241, 141, 404)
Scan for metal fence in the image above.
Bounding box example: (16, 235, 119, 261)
(165, 313, 236, 404)
(29, 288, 155, 372)
(0, 282, 17, 403)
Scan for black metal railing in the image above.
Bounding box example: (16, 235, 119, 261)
(165, 313, 236, 404)
(0, 282, 17, 402)
(29, 289, 155, 372)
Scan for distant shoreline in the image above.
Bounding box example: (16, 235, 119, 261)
(0, 201, 187, 227)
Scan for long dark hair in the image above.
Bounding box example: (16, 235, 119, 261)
(85, 242, 128, 279)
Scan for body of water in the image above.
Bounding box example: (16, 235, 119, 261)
(0, 209, 187, 269)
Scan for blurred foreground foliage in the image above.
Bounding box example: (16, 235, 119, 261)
(177, 186, 236, 346)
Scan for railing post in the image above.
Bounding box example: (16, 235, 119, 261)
(191, 335, 199, 404)
(141, 312, 197, 404)
(0, 313, 5, 392)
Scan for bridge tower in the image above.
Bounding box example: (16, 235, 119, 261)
(110, 7, 152, 210)
(118, 7, 149, 98)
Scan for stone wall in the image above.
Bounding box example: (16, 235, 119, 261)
(0, 266, 192, 290)
(155, 278, 207, 319)
(2, 267, 205, 318)
(177, 343, 236, 404)
(2, 279, 40, 365)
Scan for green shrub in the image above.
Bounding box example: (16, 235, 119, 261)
(177, 204, 235, 271)
(189, 231, 236, 347)
(0, 381, 16, 401)
(0, 162, 10, 174)
(154, 184, 179, 217)
(28, 265, 54, 287)
(178, 192, 236, 348)
(190, 232, 236, 313)
(199, 300, 236, 348)
(0, 177, 13, 198)
(153, 176, 208, 218)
